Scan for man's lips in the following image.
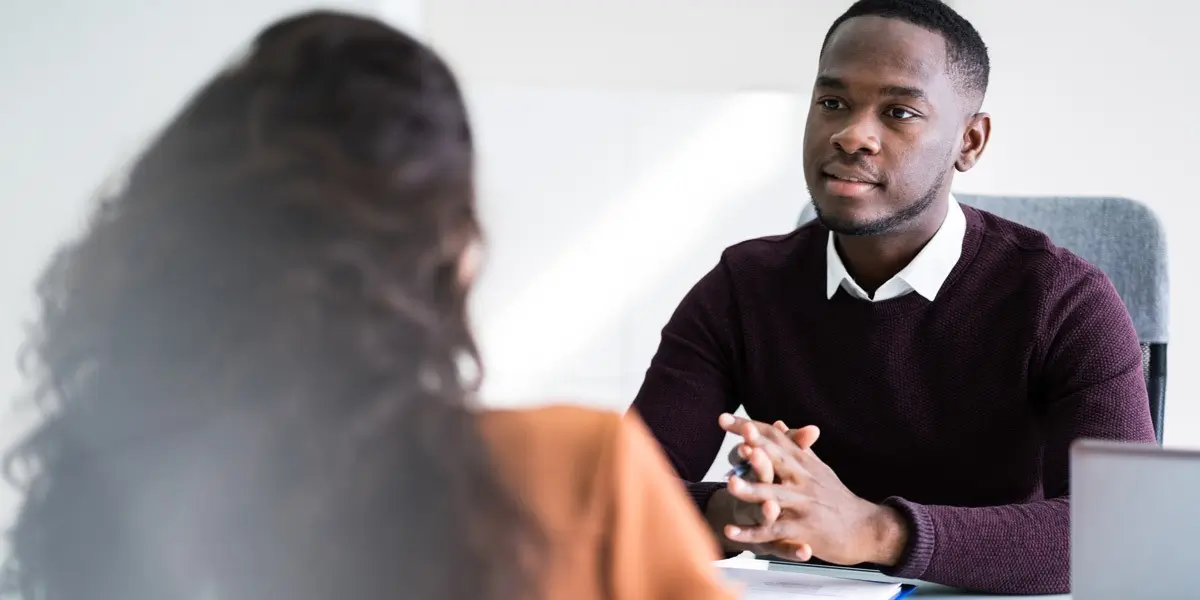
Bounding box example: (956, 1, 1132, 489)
(821, 165, 879, 185)
(820, 171, 880, 197)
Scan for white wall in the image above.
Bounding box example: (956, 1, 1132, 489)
(428, 0, 854, 91)
(468, 86, 807, 404)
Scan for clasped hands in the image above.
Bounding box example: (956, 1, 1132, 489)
(717, 413, 908, 567)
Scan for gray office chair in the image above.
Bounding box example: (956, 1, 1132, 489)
(797, 195, 1170, 443)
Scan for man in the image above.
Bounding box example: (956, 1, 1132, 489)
(630, 0, 1155, 595)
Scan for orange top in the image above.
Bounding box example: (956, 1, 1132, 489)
(480, 405, 737, 600)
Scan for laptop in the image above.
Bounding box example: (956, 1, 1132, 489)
(1071, 439, 1200, 599)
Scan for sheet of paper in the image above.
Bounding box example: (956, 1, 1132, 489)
(714, 555, 771, 570)
(719, 565, 902, 600)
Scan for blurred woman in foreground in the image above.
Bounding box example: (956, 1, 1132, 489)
(3, 11, 733, 600)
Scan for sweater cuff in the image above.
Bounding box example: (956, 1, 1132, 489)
(684, 481, 742, 559)
(685, 480, 727, 513)
(879, 496, 935, 580)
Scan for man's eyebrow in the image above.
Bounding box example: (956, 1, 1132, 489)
(815, 77, 930, 103)
(880, 85, 929, 102)
(814, 75, 845, 90)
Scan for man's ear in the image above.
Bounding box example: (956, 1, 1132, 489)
(955, 112, 991, 172)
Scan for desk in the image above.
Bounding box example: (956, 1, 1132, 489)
(722, 558, 1070, 599)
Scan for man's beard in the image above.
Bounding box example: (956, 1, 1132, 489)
(810, 169, 945, 236)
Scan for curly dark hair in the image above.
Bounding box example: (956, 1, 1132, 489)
(3, 10, 541, 600)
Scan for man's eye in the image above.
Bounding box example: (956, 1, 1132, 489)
(888, 107, 917, 120)
(819, 99, 844, 110)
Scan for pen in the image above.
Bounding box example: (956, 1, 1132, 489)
(724, 460, 754, 481)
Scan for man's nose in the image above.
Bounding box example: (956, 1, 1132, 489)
(829, 116, 881, 155)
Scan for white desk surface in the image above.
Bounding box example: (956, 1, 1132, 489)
(719, 557, 1070, 599)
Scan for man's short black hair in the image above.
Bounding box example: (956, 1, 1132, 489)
(822, 0, 990, 103)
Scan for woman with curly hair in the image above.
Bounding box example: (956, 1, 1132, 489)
(3, 11, 733, 600)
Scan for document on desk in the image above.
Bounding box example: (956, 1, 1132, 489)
(719, 565, 906, 600)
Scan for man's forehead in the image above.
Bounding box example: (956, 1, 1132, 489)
(818, 16, 950, 88)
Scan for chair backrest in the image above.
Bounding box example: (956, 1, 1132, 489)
(797, 195, 1170, 441)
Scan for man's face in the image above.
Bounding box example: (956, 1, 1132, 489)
(804, 16, 967, 236)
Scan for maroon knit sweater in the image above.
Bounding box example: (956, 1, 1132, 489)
(631, 205, 1155, 595)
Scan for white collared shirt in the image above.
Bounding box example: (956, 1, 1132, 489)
(825, 196, 966, 302)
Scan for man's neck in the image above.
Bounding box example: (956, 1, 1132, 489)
(835, 200, 949, 295)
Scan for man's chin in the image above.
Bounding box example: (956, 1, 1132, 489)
(811, 204, 886, 236)
(819, 217, 887, 237)
(811, 197, 927, 237)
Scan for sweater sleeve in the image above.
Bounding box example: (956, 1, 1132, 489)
(880, 265, 1156, 594)
(629, 256, 742, 513)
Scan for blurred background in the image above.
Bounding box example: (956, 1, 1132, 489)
(1, 0, 1197, 521)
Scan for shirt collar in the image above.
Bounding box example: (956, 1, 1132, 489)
(825, 195, 966, 302)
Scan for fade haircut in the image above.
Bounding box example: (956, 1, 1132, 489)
(822, 0, 990, 108)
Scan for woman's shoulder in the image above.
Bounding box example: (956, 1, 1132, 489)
(478, 405, 626, 479)
(478, 405, 630, 539)
(479, 405, 736, 600)
(480, 404, 622, 442)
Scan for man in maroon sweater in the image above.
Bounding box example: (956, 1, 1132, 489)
(630, 0, 1155, 595)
